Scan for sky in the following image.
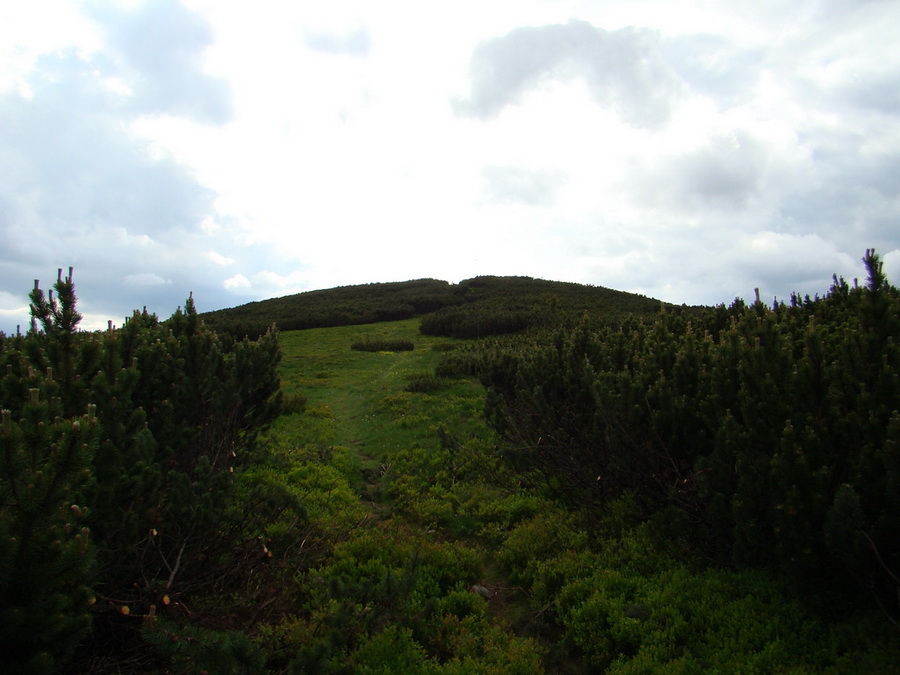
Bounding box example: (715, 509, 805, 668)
(1, 0, 899, 332)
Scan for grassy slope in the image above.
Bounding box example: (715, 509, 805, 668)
(270, 318, 487, 498)
(252, 319, 556, 671)
(253, 318, 900, 673)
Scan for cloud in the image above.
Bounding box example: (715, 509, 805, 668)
(222, 270, 306, 299)
(0, 58, 216, 290)
(86, 0, 232, 123)
(883, 249, 900, 286)
(223, 274, 250, 290)
(124, 272, 170, 287)
(304, 25, 371, 57)
(837, 68, 900, 116)
(777, 126, 900, 248)
(3, 2, 899, 334)
(567, 229, 863, 308)
(662, 34, 762, 108)
(731, 232, 858, 294)
(208, 250, 235, 266)
(457, 20, 682, 128)
(632, 130, 770, 211)
(0, 0, 238, 331)
(0, 51, 219, 256)
(481, 166, 567, 206)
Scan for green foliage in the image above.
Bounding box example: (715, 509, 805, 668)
(0, 402, 99, 673)
(346, 625, 433, 674)
(419, 275, 665, 339)
(556, 562, 817, 671)
(142, 619, 266, 674)
(249, 321, 552, 670)
(8, 256, 898, 671)
(1, 271, 284, 671)
(80, 294, 284, 608)
(498, 508, 589, 588)
(229, 465, 309, 562)
(420, 307, 533, 339)
(281, 391, 308, 414)
(201, 274, 667, 340)
(231, 259, 900, 671)
(267, 526, 482, 670)
(475, 251, 900, 612)
(351, 337, 415, 352)
(284, 461, 367, 528)
(0, 270, 99, 672)
(405, 372, 445, 393)
(506, 522, 900, 673)
(258, 308, 897, 670)
(203, 278, 461, 338)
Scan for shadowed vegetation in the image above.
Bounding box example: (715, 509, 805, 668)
(3, 255, 899, 672)
(201, 275, 669, 339)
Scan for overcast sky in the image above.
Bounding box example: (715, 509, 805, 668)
(2, 0, 899, 332)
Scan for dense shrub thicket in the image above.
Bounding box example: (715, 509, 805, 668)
(351, 337, 415, 352)
(203, 278, 460, 338)
(0, 270, 283, 672)
(5, 255, 899, 671)
(419, 276, 666, 338)
(469, 251, 900, 614)
(202, 275, 666, 339)
(419, 307, 534, 338)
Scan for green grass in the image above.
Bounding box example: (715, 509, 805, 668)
(242, 318, 900, 673)
(245, 320, 554, 671)
(269, 319, 486, 493)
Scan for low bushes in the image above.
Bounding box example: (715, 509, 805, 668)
(351, 338, 415, 352)
(497, 515, 900, 672)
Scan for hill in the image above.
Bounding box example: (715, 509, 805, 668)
(6, 253, 898, 671)
(201, 275, 669, 338)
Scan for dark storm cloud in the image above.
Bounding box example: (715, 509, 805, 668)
(481, 166, 567, 206)
(304, 26, 372, 57)
(457, 20, 682, 128)
(86, 0, 232, 123)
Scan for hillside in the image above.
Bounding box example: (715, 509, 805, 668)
(4, 254, 899, 671)
(200, 275, 669, 338)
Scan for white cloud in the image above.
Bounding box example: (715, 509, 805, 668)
(208, 250, 235, 266)
(304, 25, 371, 56)
(123, 272, 170, 287)
(883, 249, 900, 287)
(481, 166, 568, 206)
(223, 274, 250, 290)
(456, 20, 682, 128)
(1, 0, 899, 332)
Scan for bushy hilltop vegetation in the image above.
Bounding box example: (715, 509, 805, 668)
(461, 251, 900, 615)
(2, 253, 899, 672)
(1, 272, 283, 673)
(201, 275, 666, 339)
(202, 278, 457, 338)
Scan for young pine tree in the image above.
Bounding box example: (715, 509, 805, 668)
(0, 393, 99, 674)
